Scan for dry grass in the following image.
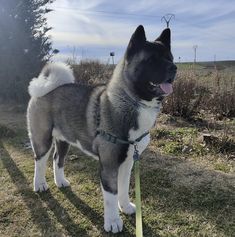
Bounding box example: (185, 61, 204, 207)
(72, 60, 113, 86)
(163, 63, 235, 119)
(0, 104, 235, 237)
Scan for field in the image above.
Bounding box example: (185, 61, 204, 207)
(0, 61, 234, 237)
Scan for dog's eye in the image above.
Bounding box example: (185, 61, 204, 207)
(149, 81, 157, 87)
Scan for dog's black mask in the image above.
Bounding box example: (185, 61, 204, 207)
(124, 25, 177, 101)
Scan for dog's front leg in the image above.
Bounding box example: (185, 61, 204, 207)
(118, 147, 136, 215)
(100, 166, 123, 233)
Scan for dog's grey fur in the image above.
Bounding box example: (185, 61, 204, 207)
(27, 25, 177, 233)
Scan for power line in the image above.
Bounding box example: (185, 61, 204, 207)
(193, 45, 198, 63)
(53, 6, 162, 19)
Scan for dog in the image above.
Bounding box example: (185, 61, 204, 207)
(27, 25, 177, 233)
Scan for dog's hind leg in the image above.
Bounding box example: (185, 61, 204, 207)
(34, 148, 52, 192)
(53, 140, 70, 188)
(28, 103, 53, 192)
(29, 131, 53, 192)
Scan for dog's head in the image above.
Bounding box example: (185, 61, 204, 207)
(123, 25, 177, 101)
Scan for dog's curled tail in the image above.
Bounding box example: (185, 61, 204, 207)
(28, 63, 75, 98)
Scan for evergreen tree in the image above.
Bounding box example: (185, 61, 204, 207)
(0, 0, 57, 103)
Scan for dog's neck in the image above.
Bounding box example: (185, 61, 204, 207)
(107, 58, 161, 110)
(107, 58, 125, 93)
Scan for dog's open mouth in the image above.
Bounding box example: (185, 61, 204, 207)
(148, 81, 173, 96)
(159, 83, 173, 95)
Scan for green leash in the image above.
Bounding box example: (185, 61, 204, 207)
(134, 144, 143, 237)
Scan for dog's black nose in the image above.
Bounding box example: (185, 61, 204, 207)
(169, 64, 177, 73)
(167, 64, 177, 83)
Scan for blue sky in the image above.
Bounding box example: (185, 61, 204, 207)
(47, 0, 235, 63)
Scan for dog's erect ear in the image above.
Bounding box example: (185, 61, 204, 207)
(126, 25, 146, 60)
(155, 28, 171, 50)
(130, 25, 146, 45)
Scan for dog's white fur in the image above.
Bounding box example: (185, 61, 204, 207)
(102, 186, 123, 233)
(53, 156, 70, 188)
(28, 63, 75, 98)
(34, 148, 51, 192)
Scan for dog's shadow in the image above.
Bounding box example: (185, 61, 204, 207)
(58, 187, 156, 237)
(0, 141, 90, 236)
(38, 189, 91, 236)
(58, 187, 104, 230)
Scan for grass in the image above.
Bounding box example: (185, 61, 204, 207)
(150, 114, 235, 175)
(0, 107, 235, 237)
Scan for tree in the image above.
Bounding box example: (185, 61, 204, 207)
(0, 0, 57, 103)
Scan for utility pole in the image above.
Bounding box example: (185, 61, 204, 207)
(214, 54, 217, 63)
(193, 45, 198, 63)
(81, 48, 84, 59)
(214, 54, 217, 70)
(161, 14, 175, 28)
(110, 52, 115, 65)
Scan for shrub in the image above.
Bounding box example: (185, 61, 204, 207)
(72, 60, 114, 86)
(162, 70, 209, 118)
(206, 73, 235, 118)
(208, 88, 235, 118)
(162, 65, 235, 119)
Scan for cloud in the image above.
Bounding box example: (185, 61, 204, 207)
(47, 0, 235, 62)
(50, 31, 128, 47)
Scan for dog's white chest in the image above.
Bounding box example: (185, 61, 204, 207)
(130, 106, 159, 138)
(138, 106, 158, 131)
(128, 106, 159, 153)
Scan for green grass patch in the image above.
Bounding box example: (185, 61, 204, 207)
(151, 124, 235, 159)
(214, 162, 231, 173)
(151, 127, 206, 156)
(0, 126, 235, 236)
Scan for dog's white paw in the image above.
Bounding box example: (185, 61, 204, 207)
(55, 178, 70, 188)
(119, 202, 136, 215)
(104, 217, 123, 233)
(34, 182, 49, 192)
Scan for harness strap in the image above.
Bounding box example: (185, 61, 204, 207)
(96, 129, 149, 146)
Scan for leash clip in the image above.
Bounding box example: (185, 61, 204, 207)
(133, 143, 140, 161)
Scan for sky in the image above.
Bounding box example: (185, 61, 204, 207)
(47, 0, 235, 63)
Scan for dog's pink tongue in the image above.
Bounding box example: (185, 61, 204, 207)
(160, 83, 173, 95)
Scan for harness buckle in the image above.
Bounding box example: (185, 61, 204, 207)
(133, 144, 140, 161)
(106, 133, 117, 144)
